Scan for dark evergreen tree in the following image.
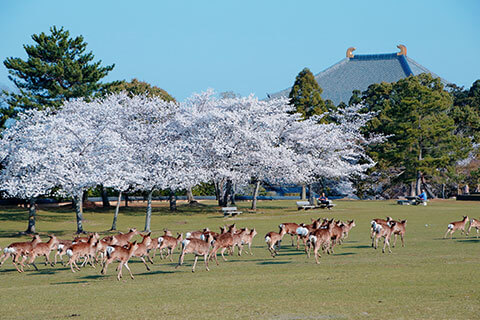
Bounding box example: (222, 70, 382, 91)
(105, 78, 174, 102)
(3, 26, 115, 116)
(288, 68, 326, 119)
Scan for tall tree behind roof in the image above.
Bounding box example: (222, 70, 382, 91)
(288, 68, 326, 120)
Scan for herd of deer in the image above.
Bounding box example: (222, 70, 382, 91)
(0, 215, 478, 279)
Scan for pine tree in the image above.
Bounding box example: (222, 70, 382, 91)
(289, 68, 326, 119)
(3, 26, 114, 116)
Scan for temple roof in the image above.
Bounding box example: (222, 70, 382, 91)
(269, 46, 449, 105)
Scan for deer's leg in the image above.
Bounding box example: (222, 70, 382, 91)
(140, 256, 150, 271)
(117, 262, 123, 281)
(124, 262, 134, 279)
(401, 234, 405, 247)
(220, 247, 228, 262)
(192, 255, 198, 273)
(204, 253, 209, 271)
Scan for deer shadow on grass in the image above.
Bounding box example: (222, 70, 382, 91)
(51, 280, 89, 285)
(136, 270, 175, 276)
(345, 245, 371, 249)
(333, 252, 356, 256)
(257, 260, 291, 265)
(456, 238, 480, 243)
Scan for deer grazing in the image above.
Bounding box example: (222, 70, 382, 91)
(372, 221, 396, 253)
(66, 233, 100, 272)
(444, 216, 469, 239)
(176, 233, 214, 272)
(1, 234, 42, 272)
(27, 234, 59, 268)
(101, 241, 139, 280)
(265, 224, 287, 257)
(467, 218, 480, 238)
(157, 233, 183, 261)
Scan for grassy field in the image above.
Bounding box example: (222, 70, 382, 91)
(0, 199, 479, 319)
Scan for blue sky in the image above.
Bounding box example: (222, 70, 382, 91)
(0, 0, 479, 101)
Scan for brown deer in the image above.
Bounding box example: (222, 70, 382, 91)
(467, 218, 480, 238)
(186, 228, 210, 240)
(1, 234, 42, 272)
(241, 228, 257, 255)
(444, 216, 469, 239)
(208, 230, 234, 265)
(265, 224, 287, 257)
(176, 233, 214, 272)
(101, 241, 139, 280)
(370, 217, 393, 239)
(27, 234, 59, 268)
(308, 228, 331, 264)
(158, 233, 183, 261)
(232, 228, 249, 256)
(341, 220, 356, 240)
(66, 233, 100, 272)
(373, 221, 396, 253)
(391, 220, 407, 247)
(280, 222, 300, 247)
(54, 239, 74, 266)
(132, 233, 154, 271)
(111, 228, 139, 246)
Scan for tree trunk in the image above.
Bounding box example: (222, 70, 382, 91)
(125, 194, 129, 207)
(222, 180, 233, 207)
(442, 183, 445, 199)
(301, 185, 307, 200)
(74, 192, 84, 234)
(144, 190, 153, 232)
(231, 182, 236, 205)
(251, 180, 261, 210)
(215, 180, 224, 206)
(409, 181, 416, 197)
(416, 171, 422, 196)
(110, 191, 122, 231)
(186, 187, 195, 203)
(308, 184, 314, 205)
(169, 190, 177, 211)
(101, 185, 110, 207)
(25, 197, 36, 234)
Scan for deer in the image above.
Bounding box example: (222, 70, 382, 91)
(467, 218, 480, 238)
(308, 228, 332, 264)
(27, 234, 59, 268)
(111, 228, 139, 246)
(1, 234, 42, 272)
(54, 239, 74, 266)
(66, 233, 100, 272)
(444, 216, 469, 239)
(328, 220, 344, 253)
(373, 221, 396, 253)
(280, 222, 300, 247)
(208, 229, 235, 265)
(176, 233, 214, 272)
(239, 228, 257, 255)
(186, 228, 210, 240)
(390, 219, 407, 247)
(147, 229, 174, 260)
(265, 224, 287, 257)
(157, 233, 183, 261)
(132, 233, 154, 271)
(370, 217, 393, 239)
(341, 220, 356, 240)
(232, 228, 249, 256)
(101, 241, 139, 280)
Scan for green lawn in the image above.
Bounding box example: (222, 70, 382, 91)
(0, 199, 479, 319)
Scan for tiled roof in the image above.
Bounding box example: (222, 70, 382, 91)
(269, 52, 449, 105)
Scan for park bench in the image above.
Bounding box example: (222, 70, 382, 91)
(318, 201, 336, 210)
(221, 207, 242, 217)
(296, 201, 316, 210)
